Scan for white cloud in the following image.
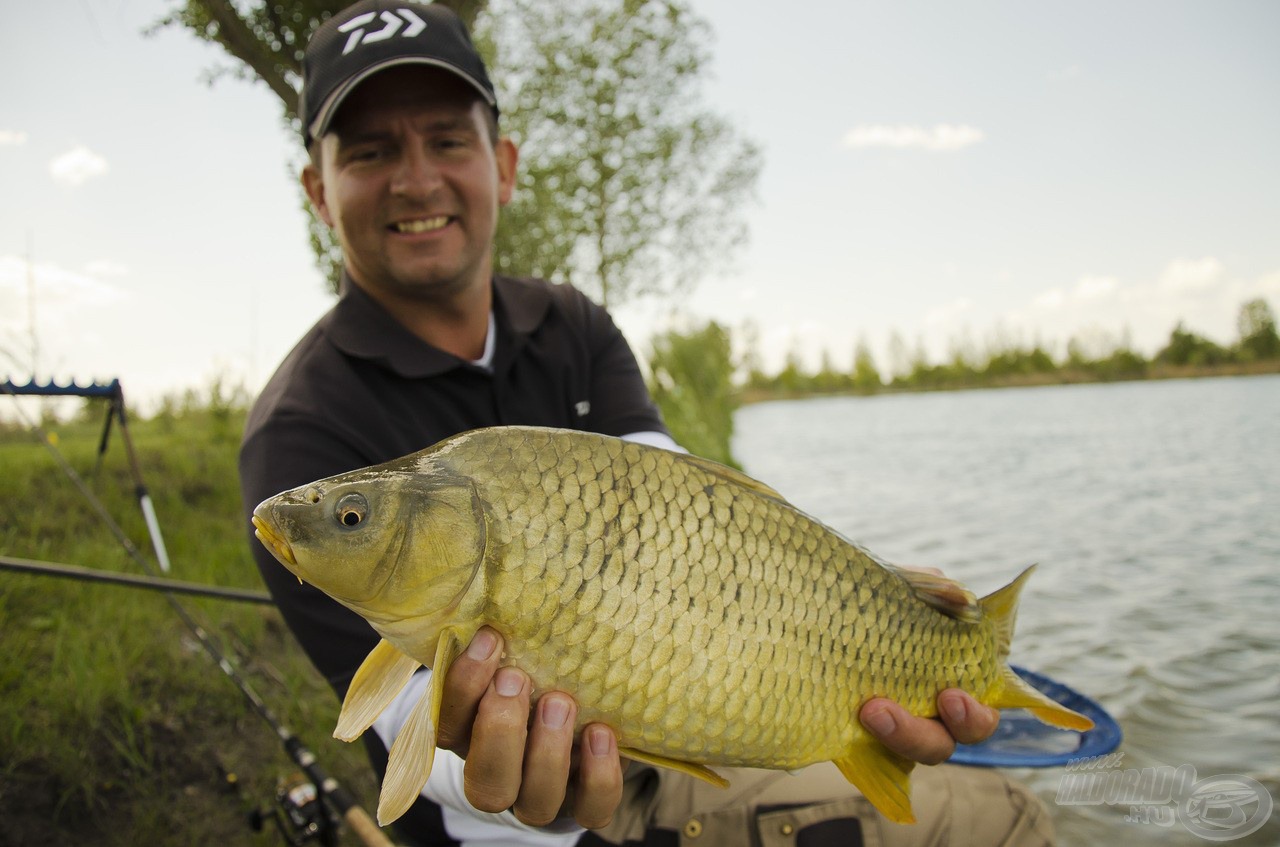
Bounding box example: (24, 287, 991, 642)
(923, 297, 973, 326)
(843, 124, 985, 152)
(49, 145, 109, 187)
(0, 255, 127, 324)
(1158, 257, 1224, 293)
(84, 259, 130, 277)
(1034, 288, 1065, 309)
(0, 130, 27, 145)
(1073, 275, 1119, 300)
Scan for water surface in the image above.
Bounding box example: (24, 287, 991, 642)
(732, 376, 1280, 845)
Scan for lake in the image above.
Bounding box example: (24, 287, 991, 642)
(731, 375, 1280, 846)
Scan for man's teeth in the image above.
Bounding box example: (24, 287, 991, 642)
(394, 217, 450, 234)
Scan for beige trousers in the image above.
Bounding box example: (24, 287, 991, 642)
(590, 763, 1055, 847)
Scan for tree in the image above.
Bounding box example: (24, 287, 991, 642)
(483, 0, 761, 308)
(646, 321, 738, 466)
(851, 337, 881, 392)
(1236, 298, 1280, 361)
(1155, 322, 1228, 367)
(156, 0, 760, 305)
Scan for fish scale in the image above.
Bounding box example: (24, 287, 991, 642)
(251, 425, 1093, 826)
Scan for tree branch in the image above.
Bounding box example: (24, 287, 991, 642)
(194, 0, 300, 116)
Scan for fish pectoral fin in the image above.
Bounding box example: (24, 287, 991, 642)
(619, 747, 730, 789)
(833, 732, 917, 825)
(336, 639, 422, 742)
(891, 566, 981, 623)
(377, 628, 463, 826)
(988, 666, 1095, 731)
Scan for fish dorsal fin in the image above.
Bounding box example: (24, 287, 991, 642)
(378, 628, 462, 825)
(676, 452, 786, 502)
(978, 565, 1036, 658)
(618, 746, 730, 789)
(986, 666, 1095, 731)
(892, 567, 981, 623)
(832, 729, 918, 824)
(336, 639, 422, 742)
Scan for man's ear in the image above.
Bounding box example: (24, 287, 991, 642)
(301, 160, 334, 228)
(495, 138, 519, 207)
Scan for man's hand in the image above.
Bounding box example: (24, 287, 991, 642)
(860, 689, 1000, 765)
(436, 627, 624, 829)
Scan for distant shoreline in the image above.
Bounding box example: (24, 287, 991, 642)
(736, 360, 1280, 406)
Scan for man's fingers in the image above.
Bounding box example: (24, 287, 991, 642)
(437, 627, 504, 755)
(572, 725, 623, 829)
(859, 698, 956, 766)
(511, 693, 576, 826)
(463, 667, 531, 812)
(936, 688, 1000, 746)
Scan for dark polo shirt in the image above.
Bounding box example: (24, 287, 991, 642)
(240, 272, 666, 697)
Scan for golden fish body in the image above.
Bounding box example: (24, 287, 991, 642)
(252, 426, 1091, 825)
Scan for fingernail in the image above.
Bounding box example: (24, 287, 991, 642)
(495, 667, 523, 697)
(862, 706, 897, 736)
(467, 629, 498, 661)
(588, 726, 615, 757)
(942, 695, 968, 725)
(541, 696, 570, 729)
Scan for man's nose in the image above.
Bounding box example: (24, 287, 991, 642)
(390, 144, 442, 198)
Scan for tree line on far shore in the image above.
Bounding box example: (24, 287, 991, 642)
(644, 298, 1279, 463)
(740, 297, 1280, 397)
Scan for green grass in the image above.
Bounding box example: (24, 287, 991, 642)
(0, 409, 380, 846)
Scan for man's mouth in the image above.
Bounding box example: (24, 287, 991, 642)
(392, 216, 451, 234)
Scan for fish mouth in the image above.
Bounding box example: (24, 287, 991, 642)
(252, 514, 297, 568)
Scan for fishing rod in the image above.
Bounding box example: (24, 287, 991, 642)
(2, 387, 393, 847)
(0, 555, 273, 605)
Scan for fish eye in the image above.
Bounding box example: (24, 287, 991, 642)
(334, 493, 369, 529)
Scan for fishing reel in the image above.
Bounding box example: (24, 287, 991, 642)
(250, 772, 341, 846)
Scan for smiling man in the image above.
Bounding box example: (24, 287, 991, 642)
(240, 2, 1053, 846)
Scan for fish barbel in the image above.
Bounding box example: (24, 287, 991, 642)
(252, 426, 1091, 826)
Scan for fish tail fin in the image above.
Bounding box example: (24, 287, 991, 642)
(377, 628, 462, 826)
(978, 564, 1037, 661)
(832, 731, 917, 824)
(985, 666, 1095, 731)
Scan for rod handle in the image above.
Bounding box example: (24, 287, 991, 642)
(343, 805, 397, 847)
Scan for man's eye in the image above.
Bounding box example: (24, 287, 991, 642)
(435, 137, 468, 152)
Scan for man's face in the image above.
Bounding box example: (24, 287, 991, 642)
(303, 66, 516, 304)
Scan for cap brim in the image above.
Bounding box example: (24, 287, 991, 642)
(307, 57, 498, 143)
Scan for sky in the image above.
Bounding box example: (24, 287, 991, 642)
(2, 0, 1278, 413)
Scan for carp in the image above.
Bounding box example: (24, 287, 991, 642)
(251, 426, 1091, 825)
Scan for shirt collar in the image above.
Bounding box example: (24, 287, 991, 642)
(325, 272, 551, 378)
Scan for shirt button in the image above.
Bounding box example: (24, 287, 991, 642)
(781, 822, 795, 836)
(683, 818, 703, 838)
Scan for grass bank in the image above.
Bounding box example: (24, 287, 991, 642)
(0, 409, 379, 846)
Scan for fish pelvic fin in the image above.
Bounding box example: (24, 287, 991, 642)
(986, 666, 1095, 731)
(618, 747, 730, 789)
(377, 627, 462, 826)
(336, 639, 422, 742)
(832, 730, 917, 824)
(978, 564, 1037, 659)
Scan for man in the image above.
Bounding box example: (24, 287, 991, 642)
(240, 2, 1055, 844)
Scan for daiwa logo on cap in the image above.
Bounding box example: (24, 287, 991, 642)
(339, 8, 428, 55)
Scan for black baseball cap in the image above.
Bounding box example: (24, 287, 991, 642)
(299, 1, 498, 146)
